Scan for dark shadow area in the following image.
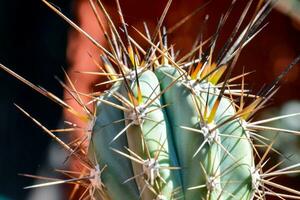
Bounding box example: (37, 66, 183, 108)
(0, 1, 71, 199)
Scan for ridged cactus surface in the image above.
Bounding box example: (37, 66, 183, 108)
(89, 65, 255, 200)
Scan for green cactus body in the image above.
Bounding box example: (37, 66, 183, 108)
(89, 66, 254, 200)
(89, 83, 140, 200)
(121, 70, 182, 199)
(215, 98, 254, 199)
(155, 66, 222, 199)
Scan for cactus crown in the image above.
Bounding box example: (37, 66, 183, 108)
(1, 0, 300, 199)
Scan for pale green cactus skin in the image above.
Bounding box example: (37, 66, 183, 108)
(155, 66, 222, 199)
(89, 66, 255, 200)
(89, 83, 140, 200)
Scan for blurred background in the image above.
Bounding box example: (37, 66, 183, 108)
(0, 0, 300, 199)
(0, 0, 71, 199)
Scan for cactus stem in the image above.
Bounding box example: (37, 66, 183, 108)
(143, 73, 185, 109)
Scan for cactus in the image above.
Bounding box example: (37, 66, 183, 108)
(88, 65, 256, 199)
(1, 0, 300, 199)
